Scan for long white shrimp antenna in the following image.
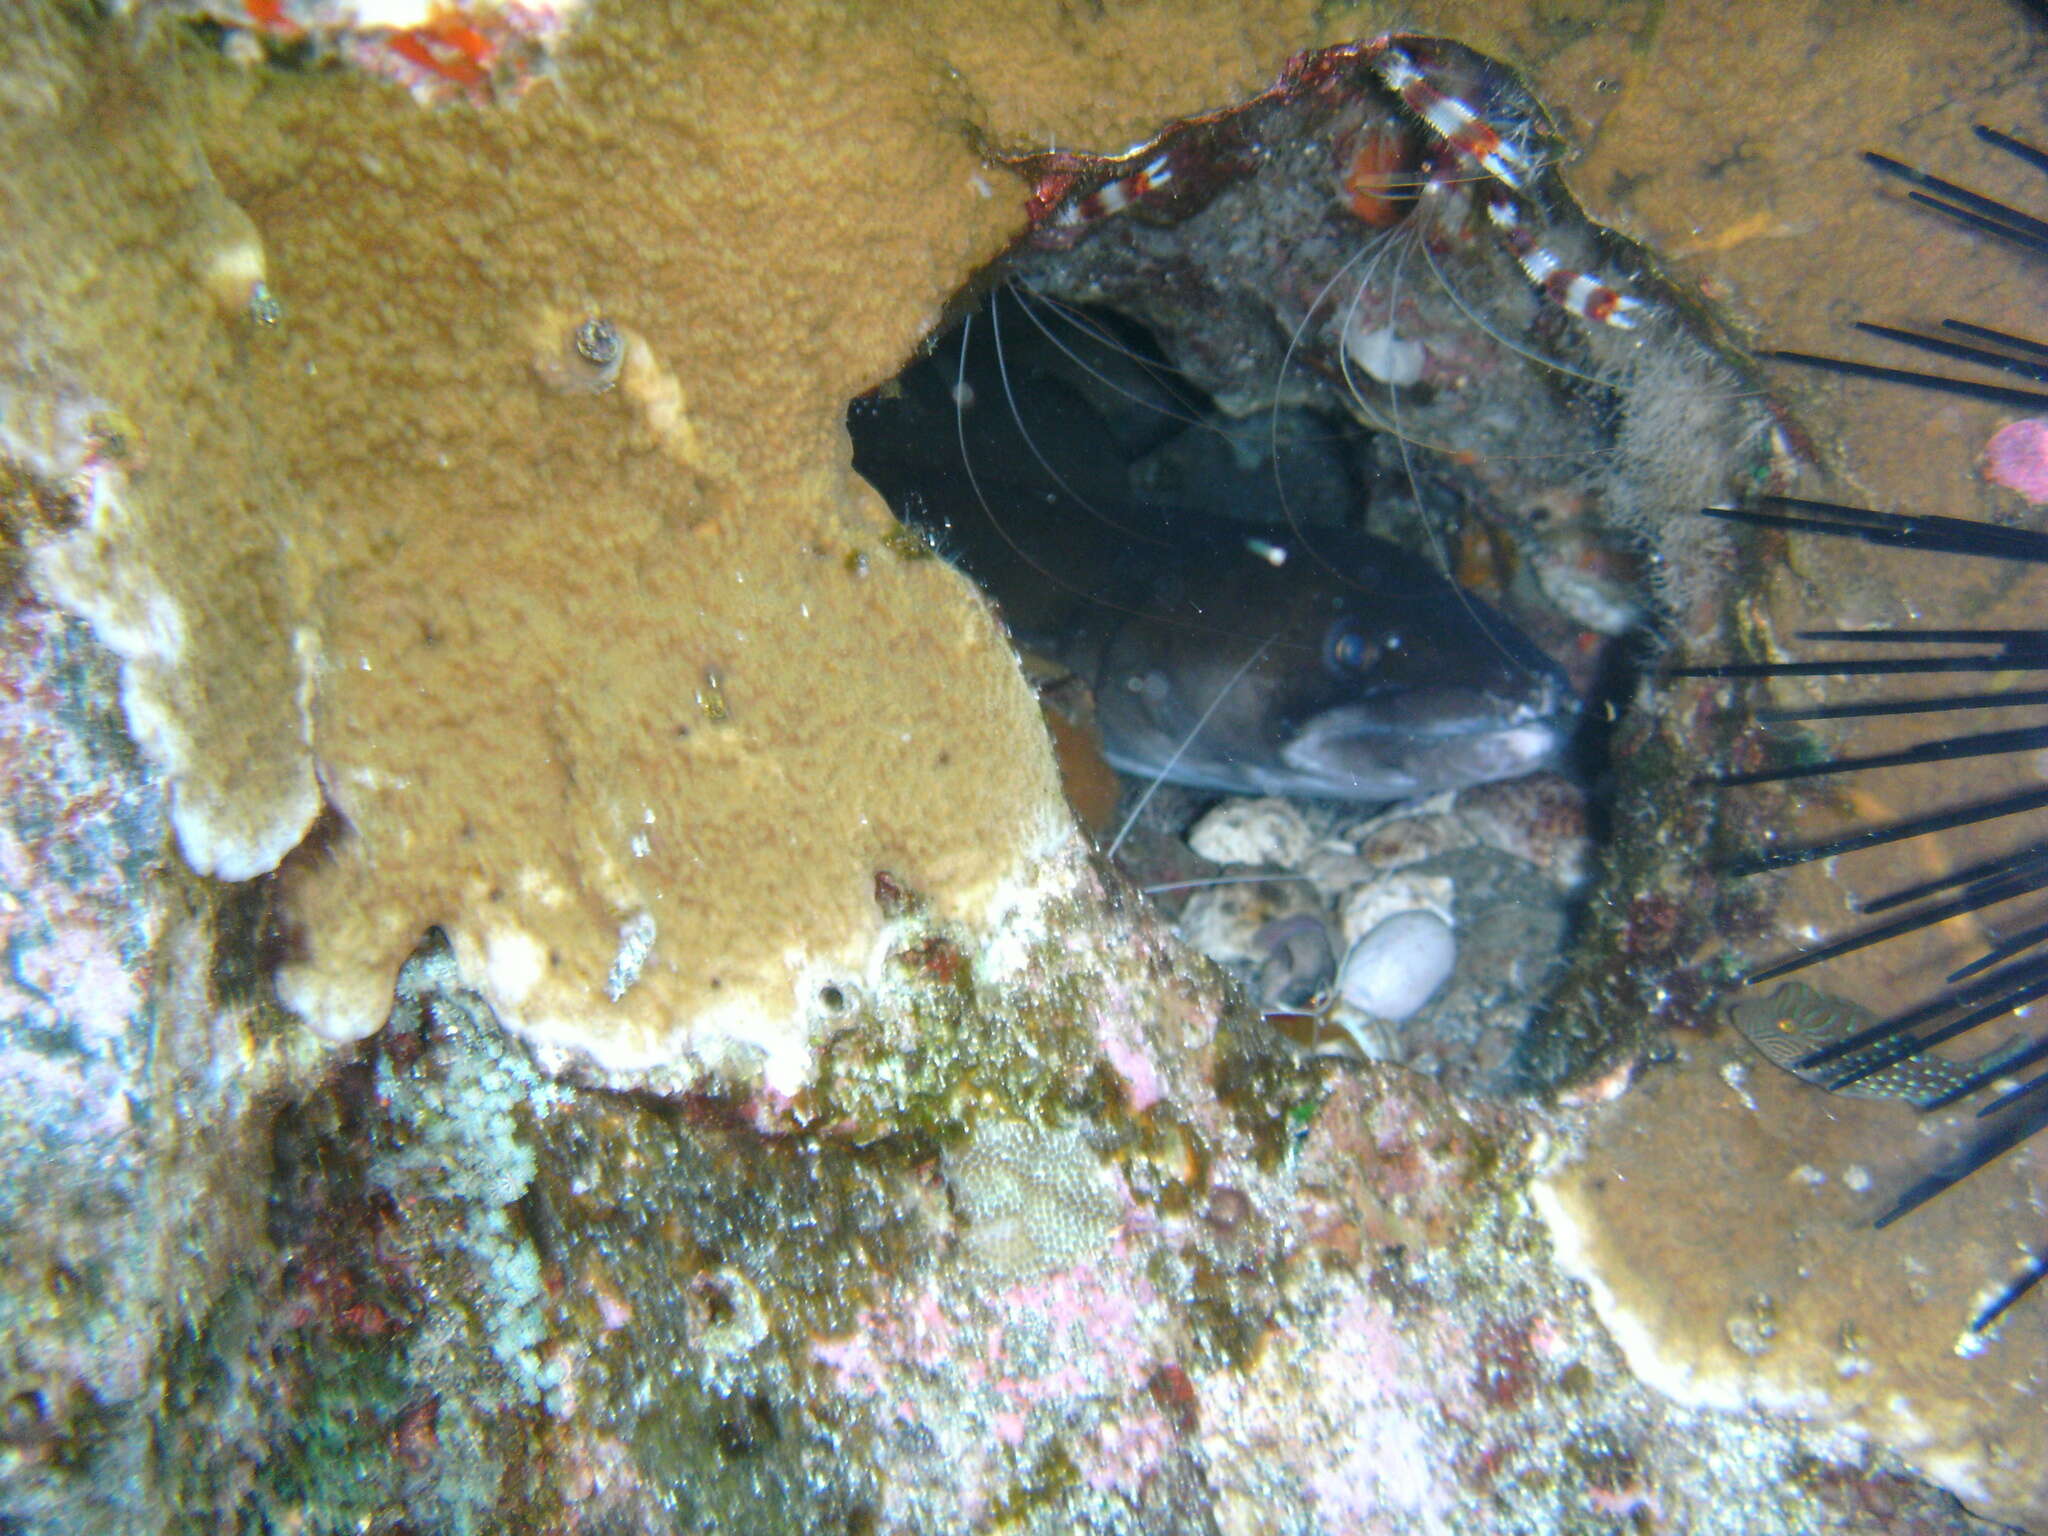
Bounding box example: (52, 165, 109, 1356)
(1106, 636, 1274, 861)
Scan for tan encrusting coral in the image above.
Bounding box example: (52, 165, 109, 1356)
(1, 16, 320, 880)
(4, 0, 1666, 1087)
(15, 0, 1114, 1087)
(1534, 1029, 2048, 1532)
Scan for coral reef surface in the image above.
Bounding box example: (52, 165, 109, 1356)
(3, 0, 2046, 1532)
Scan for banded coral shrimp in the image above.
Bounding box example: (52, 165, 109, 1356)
(1006, 35, 1778, 623)
(851, 35, 1780, 1090)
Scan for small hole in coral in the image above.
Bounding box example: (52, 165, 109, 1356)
(699, 1280, 735, 1326)
(819, 984, 847, 1011)
(711, 1413, 758, 1459)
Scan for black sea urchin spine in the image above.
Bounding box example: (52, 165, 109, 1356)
(1690, 93, 2048, 1331)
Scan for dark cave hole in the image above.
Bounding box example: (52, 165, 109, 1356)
(846, 278, 1649, 1094)
(842, 34, 1765, 1094)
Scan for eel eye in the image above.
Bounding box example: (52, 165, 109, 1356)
(1327, 624, 1381, 672)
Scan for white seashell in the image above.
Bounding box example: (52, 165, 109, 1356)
(1338, 870, 1454, 947)
(1342, 322, 1426, 386)
(1187, 796, 1315, 867)
(1178, 879, 1320, 968)
(1337, 909, 1456, 1021)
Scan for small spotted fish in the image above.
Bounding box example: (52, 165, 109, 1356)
(1727, 981, 2007, 1108)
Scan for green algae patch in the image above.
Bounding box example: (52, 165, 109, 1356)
(1214, 1007, 1327, 1173)
(154, 945, 939, 1533)
(811, 931, 1108, 1147)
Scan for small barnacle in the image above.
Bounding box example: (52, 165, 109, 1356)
(529, 307, 626, 395)
(882, 521, 937, 561)
(529, 306, 716, 466)
(696, 669, 729, 723)
(194, 199, 272, 319)
(573, 317, 622, 377)
(247, 281, 284, 328)
(684, 1266, 769, 1359)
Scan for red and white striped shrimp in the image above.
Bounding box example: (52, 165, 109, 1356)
(1022, 37, 1657, 339)
(1001, 33, 1767, 647)
(1480, 190, 1650, 331)
(1366, 42, 1543, 194)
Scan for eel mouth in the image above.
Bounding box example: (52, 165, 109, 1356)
(1283, 687, 1578, 798)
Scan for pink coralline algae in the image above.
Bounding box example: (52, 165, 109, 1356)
(0, 596, 165, 1166)
(812, 1242, 1174, 1519)
(166, 0, 585, 104)
(1984, 417, 2048, 504)
(1198, 1291, 1469, 1535)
